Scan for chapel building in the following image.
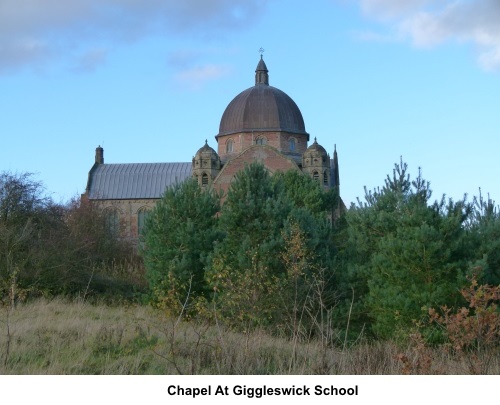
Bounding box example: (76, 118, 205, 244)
(84, 56, 342, 241)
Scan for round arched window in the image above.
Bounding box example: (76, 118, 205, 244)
(202, 173, 209, 186)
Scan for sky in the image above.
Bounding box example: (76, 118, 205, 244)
(1, 0, 499, 207)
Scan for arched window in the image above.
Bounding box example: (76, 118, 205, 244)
(255, 137, 267, 145)
(323, 171, 329, 186)
(226, 139, 234, 153)
(202, 173, 209, 186)
(289, 138, 296, 152)
(313, 171, 320, 182)
(104, 208, 119, 237)
(137, 208, 150, 236)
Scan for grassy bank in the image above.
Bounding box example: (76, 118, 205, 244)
(0, 298, 497, 374)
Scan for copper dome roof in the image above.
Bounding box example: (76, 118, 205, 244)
(217, 57, 308, 137)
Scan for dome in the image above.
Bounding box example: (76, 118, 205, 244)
(306, 138, 328, 155)
(217, 57, 308, 138)
(195, 140, 217, 157)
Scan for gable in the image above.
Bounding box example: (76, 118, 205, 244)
(213, 145, 300, 195)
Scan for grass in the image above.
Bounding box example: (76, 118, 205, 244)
(0, 298, 498, 374)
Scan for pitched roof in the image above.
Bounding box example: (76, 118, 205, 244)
(87, 162, 192, 200)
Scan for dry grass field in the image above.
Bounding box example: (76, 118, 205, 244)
(0, 298, 498, 375)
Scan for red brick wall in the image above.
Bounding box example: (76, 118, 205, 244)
(214, 145, 301, 196)
(217, 131, 309, 162)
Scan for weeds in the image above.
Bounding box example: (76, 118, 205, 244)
(396, 277, 499, 374)
(0, 297, 498, 374)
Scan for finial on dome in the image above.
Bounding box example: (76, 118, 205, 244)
(255, 49, 269, 85)
(205, 139, 208, 145)
(314, 137, 317, 144)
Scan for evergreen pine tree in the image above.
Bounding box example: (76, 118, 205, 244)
(141, 179, 220, 313)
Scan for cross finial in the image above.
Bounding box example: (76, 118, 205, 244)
(259, 47, 265, 58)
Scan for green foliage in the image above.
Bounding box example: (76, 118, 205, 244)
(205, 163, 291, 327)
(141, 179, 221, 313)
(466, 191, 500, 285)
(273, 169, 337, 216)
(341, 159, 472, 339)
(4, 156, 498, 352)
(205, 163, 338, 331)
(210, 163, 291, 277)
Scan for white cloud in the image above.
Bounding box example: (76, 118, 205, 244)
(0, 0, 269, 74)
(355, 0, 500, 71)
(359, 0, 435, 19)
(174, 64, 232, 90)
(479, 46, 500, 72)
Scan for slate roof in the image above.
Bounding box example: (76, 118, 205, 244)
(87, 162, 192, 200)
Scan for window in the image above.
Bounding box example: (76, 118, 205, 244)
(313, 171, 319, 182)
(104, 208, 119, 237)
(137, 208, 150, 236)
(226, 139, 234, 153)
(323, 171, 328, 186)
(255, 137, 267, 145)
(202, 173, 209, 186)
(289, 138, 296, 152)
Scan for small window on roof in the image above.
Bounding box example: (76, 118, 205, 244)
(289, 138, 296, 152)
(256, 137, 267, 145)
(202, 173, 209, 186)
(226, 139, 234, 153)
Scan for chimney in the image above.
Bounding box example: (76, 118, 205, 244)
(95, 145, 104, 164)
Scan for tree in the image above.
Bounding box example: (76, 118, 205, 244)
(141, 179, 220, 314)
(0, 172, 52, 303)
(342, 160, 472, 339)
(205, 163, 291, 327)
(0, 171, 139, 302)
(467, 191, 500, 285)
(273, 169, 337, 217)
(206, 163, 338, 332)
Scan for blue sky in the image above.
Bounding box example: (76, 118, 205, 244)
(1, 0, 499, 207)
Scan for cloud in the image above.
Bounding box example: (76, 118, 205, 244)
(0, 39, 52, 74)
(355, 0, 500, 71)
(70, 48, 109, 73)
(359, 0, 436, 19)
(0, 0, 268, 74)
(174, 64, 232, 91)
